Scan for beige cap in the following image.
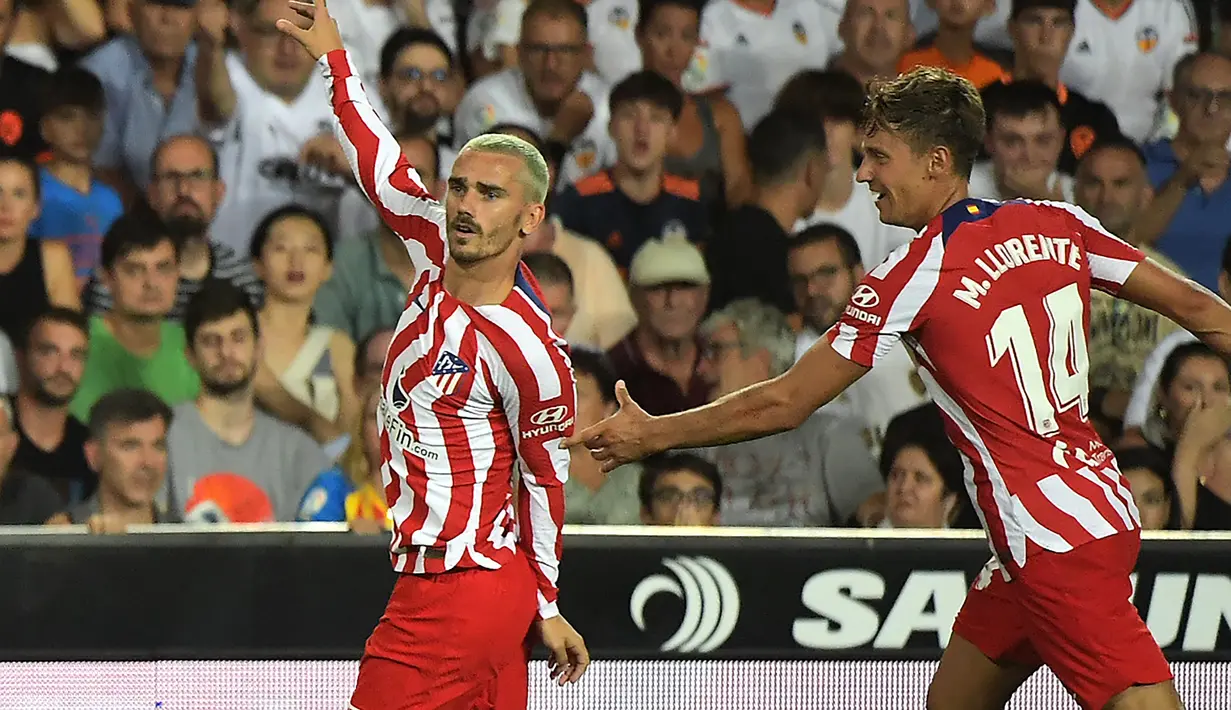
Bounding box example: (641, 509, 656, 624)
(628, 235, 710, 287)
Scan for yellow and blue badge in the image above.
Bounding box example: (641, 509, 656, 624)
(610, 6, 631, 30)
(793, 21, 808, 45)
(1137, 26, 1159, 53)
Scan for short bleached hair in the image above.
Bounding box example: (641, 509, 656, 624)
(701, 299, 797, 378)
(459, 133, 550, 204)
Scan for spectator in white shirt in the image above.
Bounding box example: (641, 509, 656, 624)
(829, 0, 917, 87)
(1060, 0, 1196, 143)
(486, 0, 642, 86)
(194, 0, 339, 255)
(454, 0, 615, 187)
(690, 0, 842, 129)
(969, 80, 1075, 201)
(777, 70, 915, 268)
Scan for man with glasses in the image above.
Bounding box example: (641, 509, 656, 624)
(194, 0, 339, 254)
(787, 224, 927, 459)
(688, 298, 882, 527)
(637, 452, 721, 526)
(454, 0, 614, 187)
(82, 135, 264, 320)
(1138, 52, 1231, 291)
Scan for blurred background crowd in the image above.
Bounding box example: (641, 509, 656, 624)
(0, 0, 1228, 536)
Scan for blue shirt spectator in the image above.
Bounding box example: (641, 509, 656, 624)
(30, 168, 123, 285)
(1143, 139, 1231, 291)
(81, 34, 200, 190)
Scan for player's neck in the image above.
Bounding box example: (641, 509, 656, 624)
(921, 180, 972, 231)
(611, 163, 664, 204)
(442, 253, 519, 306)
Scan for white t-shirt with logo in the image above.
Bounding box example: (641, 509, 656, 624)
(689, 0, 842, 129)
(796, 328, 930, 461)
(1060, 0, 1197, 142)
(485, 0, 642, 85)
(454, 68, 614, 186)
(207, 53, 341, 255)
(966, 161, 1076, 203)
(795, 177, 916, 269)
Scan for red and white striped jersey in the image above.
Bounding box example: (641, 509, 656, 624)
(321, 49, 575, 619)
(827, 198, 1146, 578)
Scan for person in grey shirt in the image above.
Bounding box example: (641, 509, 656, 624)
(688, 299, 883, 527)
(165, 281, 328, 522)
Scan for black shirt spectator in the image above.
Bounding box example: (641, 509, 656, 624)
(982, 79, 1121, 174)
(707, 111, 828, 314)
(0, 397, 60, 524)
(551, 71, 708, 272)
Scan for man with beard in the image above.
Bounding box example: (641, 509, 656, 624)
(11, 308, 94, 505)
(786, 223, 928, 459)
(69, 211, 201, 425)
(454, 0, 614, 187)
(167, 280, 328, 523)
(81, 135, 265, 320)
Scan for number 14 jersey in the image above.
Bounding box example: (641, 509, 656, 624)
(827, 198, 1146, 577)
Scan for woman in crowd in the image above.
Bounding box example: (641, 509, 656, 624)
(878, 432, 965, 530)
(0, 156, 80, 343)
(1114, 447, 1176, 531)
(250, 205, 359, 436)
(637, 0, 751, 214)
(296, 386, 388, 533)
(1143, 342, 1231, 529)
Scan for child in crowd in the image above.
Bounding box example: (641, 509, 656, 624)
(28, 67, 123, 288)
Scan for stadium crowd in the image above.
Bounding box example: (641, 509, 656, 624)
(0, 0, 1228, 534)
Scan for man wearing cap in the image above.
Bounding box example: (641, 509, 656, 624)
(607, 235, 710, 416)
(81, 0, 202, 192)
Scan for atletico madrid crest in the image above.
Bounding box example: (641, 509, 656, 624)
(431, 351, 471, 395)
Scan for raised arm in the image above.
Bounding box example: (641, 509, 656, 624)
(278, 0, 447, 274)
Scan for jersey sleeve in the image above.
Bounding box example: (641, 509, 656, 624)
(319, 49, 447, 280)
(826, 231, 943, 368)
(490, 299, 575, 619)
(1051, 202, 1145, 295)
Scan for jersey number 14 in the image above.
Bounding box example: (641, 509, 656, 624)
(986, 283, 1090, 436)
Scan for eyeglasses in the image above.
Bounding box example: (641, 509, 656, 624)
(153, 169, 214, 188)
(521, 43, 586, 58)
(652, 487, 716, 508)
(1180, 86, 1231, 112)
(394, 67, 450, 84)
(789, 264, 845, 291)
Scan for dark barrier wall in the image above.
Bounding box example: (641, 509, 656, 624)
(1, 529, 1228, 662)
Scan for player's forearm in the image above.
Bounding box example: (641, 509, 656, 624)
(516, 480, 565, 619)
(647, 376, 806, 452)
(1170, 286, 1231, 358)
(319, 49, 434, 204)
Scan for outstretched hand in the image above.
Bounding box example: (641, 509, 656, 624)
(275, 0, 345, 60)
(559, 380, 661, 471)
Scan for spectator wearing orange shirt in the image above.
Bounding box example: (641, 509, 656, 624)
(898, 0, 1004, 89)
